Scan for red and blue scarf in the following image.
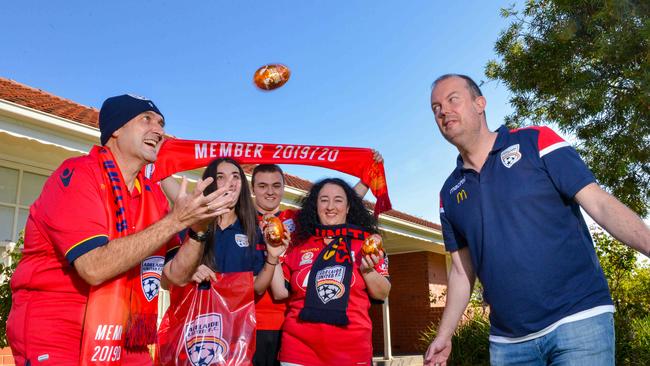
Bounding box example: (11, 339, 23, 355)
(79, 146, 167, 365)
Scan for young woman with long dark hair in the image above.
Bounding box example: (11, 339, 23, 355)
(187, 157, 287, 295)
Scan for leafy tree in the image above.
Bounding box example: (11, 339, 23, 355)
(593, 228, 650, 365)
(592, 229, 637, 308)
(486, 0, 650, 216)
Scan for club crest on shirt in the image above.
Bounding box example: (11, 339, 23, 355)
(141, 256, 164, 301)
(315, 265, 346, 304)
(235, 234, 249, 247)
(283, 218, 296, 233)
(501, 144, 522, 168)
(184, 313, 229, 366)
(299, 251, 314, 266)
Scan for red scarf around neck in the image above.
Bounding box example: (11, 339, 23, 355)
(147, 138, 392, 216)
(79, 146, 167, 365)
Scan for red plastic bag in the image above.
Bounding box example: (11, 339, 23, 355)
(157, 272, 257, 366)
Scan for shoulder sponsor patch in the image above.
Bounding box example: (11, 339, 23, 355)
(501, 144, 522, 168)
(235, 234, 249, 247)
(299, 251, 314, 266)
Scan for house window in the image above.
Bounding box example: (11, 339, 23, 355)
(0, 165, 49, 243)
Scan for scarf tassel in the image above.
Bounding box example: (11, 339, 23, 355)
(125, 313, 159, 350)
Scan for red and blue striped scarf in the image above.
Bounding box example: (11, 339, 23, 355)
(79, 146, 167, 365)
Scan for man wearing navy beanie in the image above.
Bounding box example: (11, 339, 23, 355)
(8, 93, 236, 365)
(99, 94, 164, 146)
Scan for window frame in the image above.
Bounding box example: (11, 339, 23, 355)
(0, 158, 51, 243)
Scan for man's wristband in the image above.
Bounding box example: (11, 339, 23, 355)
(265, 259, 279, 266)
(188, 227, 209, 243)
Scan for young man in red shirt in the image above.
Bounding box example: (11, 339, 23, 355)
(7, 94, 235, 365)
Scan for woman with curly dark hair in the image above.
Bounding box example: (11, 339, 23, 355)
(270, 178, 391, 366)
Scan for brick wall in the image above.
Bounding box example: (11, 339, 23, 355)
(370, 251, 447, 356)
(0, 347, 14, 366)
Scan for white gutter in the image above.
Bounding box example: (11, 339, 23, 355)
(0, 129, 87, 155)
(0, 99, 99, 141)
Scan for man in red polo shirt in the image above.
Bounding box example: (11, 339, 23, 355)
(251, 161, 380, 366)
(7, 94, 235, 365)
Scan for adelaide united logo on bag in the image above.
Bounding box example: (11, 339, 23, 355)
(141, 256, 164, 301)
(184, 313, 229, 366)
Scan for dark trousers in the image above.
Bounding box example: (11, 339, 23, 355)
(253, 329, 282, 366)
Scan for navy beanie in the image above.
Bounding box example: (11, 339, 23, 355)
(99, 94, 164, 145)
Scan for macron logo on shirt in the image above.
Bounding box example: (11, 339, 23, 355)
(60, 168, 75, 187)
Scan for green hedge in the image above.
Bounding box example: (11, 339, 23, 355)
(419, 311, 490, 366)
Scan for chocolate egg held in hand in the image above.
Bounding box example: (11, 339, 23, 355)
(263, 216, 285, 247)
(361, 235, 383, 256)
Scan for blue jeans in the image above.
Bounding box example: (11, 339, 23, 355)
(489, 312, 615, 366)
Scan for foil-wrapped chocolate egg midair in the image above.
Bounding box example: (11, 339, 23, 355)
(253, 64, 291, 91)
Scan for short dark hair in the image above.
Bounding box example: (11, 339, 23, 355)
(251, 164, 285, 186)
(432, 74, 483, 98)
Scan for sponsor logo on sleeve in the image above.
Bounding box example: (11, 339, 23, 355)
(299, 251, 314, 266)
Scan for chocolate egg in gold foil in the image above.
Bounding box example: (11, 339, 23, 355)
(253, 64, 291, 91)
(264, 216, 285, 247)
(362, 235, 383, 256)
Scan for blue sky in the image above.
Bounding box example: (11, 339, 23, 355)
(2, 1, 521, 223)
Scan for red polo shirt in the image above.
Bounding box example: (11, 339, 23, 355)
(255, 209, 297, 330)
(8, 151, 178, 365)
(278, 235, 389, 366)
